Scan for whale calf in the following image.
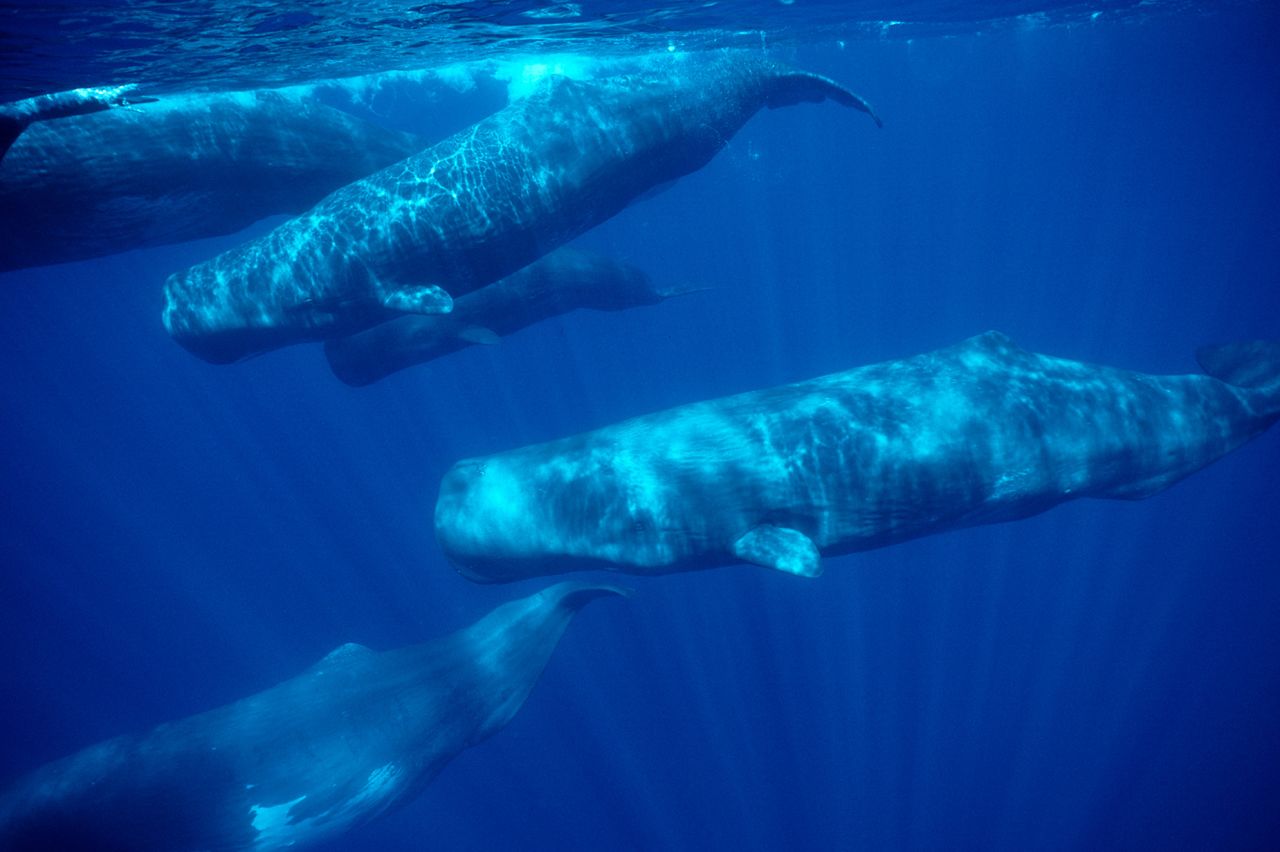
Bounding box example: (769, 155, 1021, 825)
(436, 331, 1280, 581)
(162, 50, 880, 363)
(0, 88, 425, 273)
(0, 582, 624, 851)
(324, 247, 692, 385)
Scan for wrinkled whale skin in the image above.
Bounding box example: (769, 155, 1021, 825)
(435, 332, 1280, 581)
(162, 50, 879, 363)
(0, 89, 423, 273)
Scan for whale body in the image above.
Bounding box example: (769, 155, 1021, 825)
(324, 247, 687, 386)
(435, 332, 1280, 581)
(0, 582, 624, 851)
(0, 88, 424, 273)
(162, 50, 880, 363)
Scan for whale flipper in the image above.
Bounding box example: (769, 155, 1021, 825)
(382, 284, 454, 315)
(732, 525, 822, 578)
(766, 71, 883, 127)
(1196, 340, 1280, 392)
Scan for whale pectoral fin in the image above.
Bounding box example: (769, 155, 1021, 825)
(732, 526, 822, 578)
(458, 325, 501, 345)
(383, 284, 453, 315)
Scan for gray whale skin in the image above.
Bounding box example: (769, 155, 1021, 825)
(0, 88, 423, 273)
(162, 50, 880, 363)
(0, 85, 144, 162)
(436, 331, 1280, 581)
(0, 582, 624, 851)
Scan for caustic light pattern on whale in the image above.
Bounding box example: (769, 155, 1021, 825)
(162, 50, 880, 363)
(436, 332, 1280, 582)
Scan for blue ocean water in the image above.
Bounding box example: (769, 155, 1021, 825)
(2, 2, 1279, 850)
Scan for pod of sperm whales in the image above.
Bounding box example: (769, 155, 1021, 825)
(325, 247, 694, 386)
(0, 88, 425, 273)
(0, 582, 624, 851)
(0, 84, 147, 162)
(162, 50, 881, 364)
(435, 331, 1280, 582)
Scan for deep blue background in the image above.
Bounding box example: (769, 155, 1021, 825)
(2, 6, 1279, 850)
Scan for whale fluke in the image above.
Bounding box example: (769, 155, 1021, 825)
(766, 70, 883, 127)
(1196, 340, 1280, 394)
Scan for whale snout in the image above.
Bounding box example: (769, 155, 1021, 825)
(435, 444, 693, 581)
(435, 457, 551, 582)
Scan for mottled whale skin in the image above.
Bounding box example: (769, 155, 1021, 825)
(0, 582, 624, 851)
(162, 50, 880, 363)
(0, 88, 424, 273)
(435, 332, 1280, 581)
(324, 247, 688, 386)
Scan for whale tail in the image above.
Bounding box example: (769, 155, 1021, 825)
(765, 70, 883, 127)
(464, 582, 629, 739)
(1197, 339, 1280, 414)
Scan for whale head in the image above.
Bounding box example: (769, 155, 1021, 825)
(435, 430, 713, 582)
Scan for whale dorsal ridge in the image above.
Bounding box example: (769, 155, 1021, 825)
(958, 330, 1024, 357)
(319, 642, 372, 664)
(733, 525, 822, 578)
